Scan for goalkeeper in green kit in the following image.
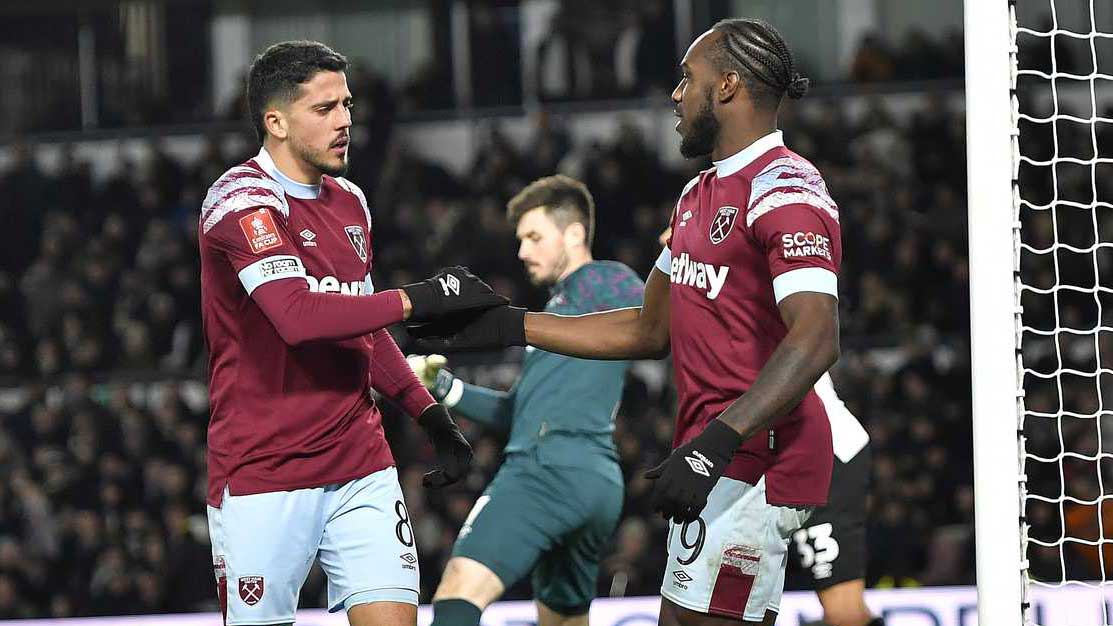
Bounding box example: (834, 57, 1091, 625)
(408, 175, 645, 626)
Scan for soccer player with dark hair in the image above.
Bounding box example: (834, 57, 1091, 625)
(411, 19, 843, 626)
(408, 174, 645, 626)
(199, 40, 505, 626)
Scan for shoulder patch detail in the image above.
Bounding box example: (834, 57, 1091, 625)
(746, 157, 838, 227)
(201, 167, 290, 234)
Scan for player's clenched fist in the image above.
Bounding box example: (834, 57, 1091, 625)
(407, 305, 528, 352)
(402, 266, 508, 322)
(644, 419, 744, 523)
(416, 403, 473, 488)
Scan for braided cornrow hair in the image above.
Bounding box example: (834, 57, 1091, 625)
(709, 18, 809, 109)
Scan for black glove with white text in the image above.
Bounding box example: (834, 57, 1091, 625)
(417, 403, 473, 488)
(644, 419, 744, 523)
(402, 266, 508, 322)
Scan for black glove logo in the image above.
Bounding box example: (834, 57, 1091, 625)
(439, 274, 461, 296)
(684, 451, 714, 477)
(402, 266, 507, 322)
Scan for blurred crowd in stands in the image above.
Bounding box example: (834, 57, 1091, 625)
(0, 72, 985, 616)
(234, 9, 968, 117)
(4, 0, 971, 136)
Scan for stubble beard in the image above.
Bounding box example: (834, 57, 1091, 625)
(292, 135, 349, 178)
(530, 249, 570, 287)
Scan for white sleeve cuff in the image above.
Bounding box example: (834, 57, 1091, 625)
(772, 267, 838, 303)
(442, 378, 464, 408)
(654, 247, 672, 275)
(238, 255, 306, 295)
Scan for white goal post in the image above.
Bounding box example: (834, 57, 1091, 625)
(970, 0, 1113, 623)
(966, 1, 1025, 625)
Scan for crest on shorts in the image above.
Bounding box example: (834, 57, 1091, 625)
(238, 576, 264, 606)
(709, 206, 740, 245)
(345, 225, 367, 262)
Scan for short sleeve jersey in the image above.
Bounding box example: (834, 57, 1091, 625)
(659, 131, 840, 506)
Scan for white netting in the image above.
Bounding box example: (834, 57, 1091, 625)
(1015, 0, 1113, 622)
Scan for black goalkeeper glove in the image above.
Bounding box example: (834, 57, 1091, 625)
(408, 305, 527, 353)
(417, 404, 473, 488)
(644, 419, 744, 523)
(402, 267, 508, 322)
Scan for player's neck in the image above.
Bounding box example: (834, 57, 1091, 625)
(264, 142, 324, 185)
(557, 253, 592, 283)
(712, 121, 778, 162)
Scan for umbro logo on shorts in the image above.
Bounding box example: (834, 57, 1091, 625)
(684, 451, 714, 477)
(238, 576, 264, 606)
(673, 570, 693, 583)
(400, 552, 417, 570)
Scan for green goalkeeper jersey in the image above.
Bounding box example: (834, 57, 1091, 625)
(451, 261, 645, 477)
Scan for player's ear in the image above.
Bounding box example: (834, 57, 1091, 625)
(263, 108, 288, 141)
(719, 70, 742, 103)
(564, 222, 587, 249)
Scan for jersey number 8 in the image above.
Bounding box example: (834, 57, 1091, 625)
(395, 500, 415, 547)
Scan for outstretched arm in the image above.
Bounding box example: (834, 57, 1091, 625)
(412, 267, 671, 358)
(407, 355, 515, 431)
(523, 266, 671, 360)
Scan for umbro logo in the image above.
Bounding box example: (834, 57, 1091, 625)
(684, 451, 713, 477)
(439, 274, 461, 296)
(300, 229, 317, 247)
(400, 553, 417, 564)
(673, 570, 693, 583)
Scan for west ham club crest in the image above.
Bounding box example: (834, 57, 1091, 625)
(709, 206, 740, 245)
(238, 576, 264, 606)
(345, 225, 367, 262)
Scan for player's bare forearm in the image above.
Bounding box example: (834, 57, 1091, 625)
(524, 268, 671, 360)
(716, 292, 840, 440)
(524, 308, 659, 359)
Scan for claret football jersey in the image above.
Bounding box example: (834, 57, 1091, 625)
(656, 131, 840, 506)
(200, 147, 396, 506)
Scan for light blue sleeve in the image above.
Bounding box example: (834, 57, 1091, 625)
(654, 247, 671, 275)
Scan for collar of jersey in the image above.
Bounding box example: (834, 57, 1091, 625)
(254, 147, 322, 199)
(550, 260, 600, 295)
(712, 130, 784, 178)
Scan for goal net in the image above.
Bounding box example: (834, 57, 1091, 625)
(970, 1, 1113, 624)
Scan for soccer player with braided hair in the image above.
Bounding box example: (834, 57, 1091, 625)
(412, 19, 857, 626)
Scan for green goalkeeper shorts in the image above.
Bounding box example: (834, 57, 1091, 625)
(451, 448, 623, 615)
